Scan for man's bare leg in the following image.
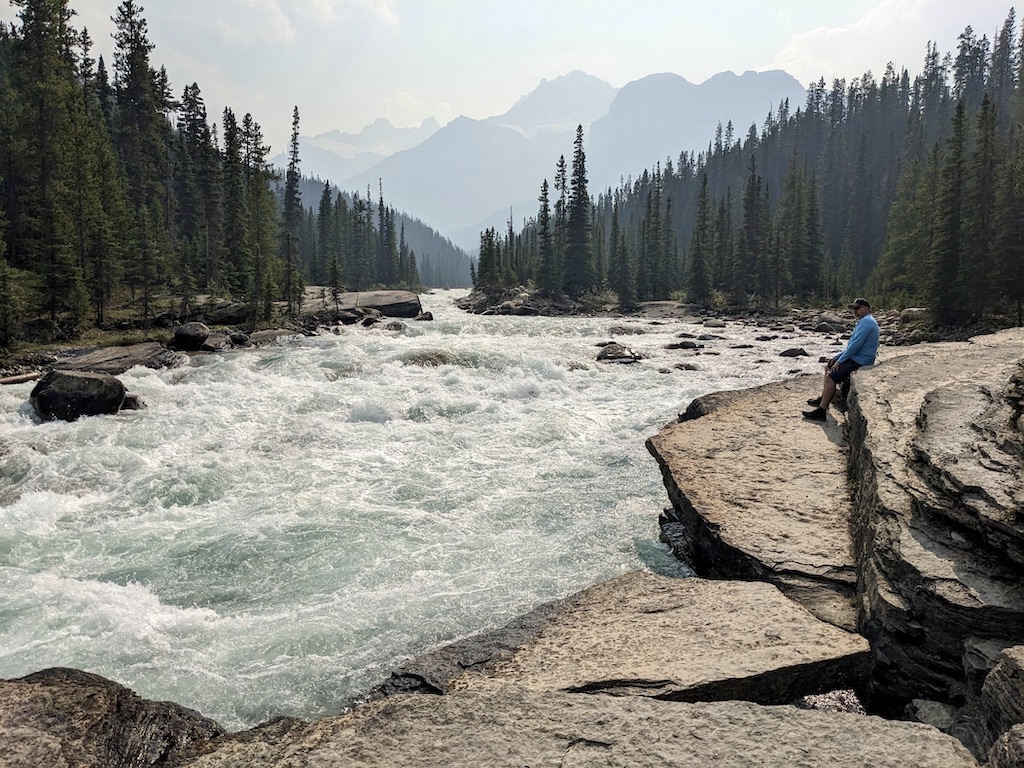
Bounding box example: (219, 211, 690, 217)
(819, 374, 838, 410)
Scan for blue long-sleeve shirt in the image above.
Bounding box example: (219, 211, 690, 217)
(836, 314, 880, 366)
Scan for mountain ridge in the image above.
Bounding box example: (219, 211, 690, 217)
(297, 69, 807, 251)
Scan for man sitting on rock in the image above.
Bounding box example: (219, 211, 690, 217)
(802, 297, 879, 422)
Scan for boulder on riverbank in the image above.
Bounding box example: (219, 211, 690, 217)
(30, 369, 127, 421)
(0, 668, 224, 768)
(172, 322, 211, 351)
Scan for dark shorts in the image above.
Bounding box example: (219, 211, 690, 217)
(828, 359, 861, 384)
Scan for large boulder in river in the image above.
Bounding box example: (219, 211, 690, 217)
(334, 290, 422, 318)
(173, 322, 211, 351)
(0, 667, 225, 768)
(30, 370, 126, 421)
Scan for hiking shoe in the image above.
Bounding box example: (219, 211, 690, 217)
(802, 408, 827, 421)
(806, 397, 821, 406)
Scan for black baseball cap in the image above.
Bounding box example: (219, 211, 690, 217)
(848, 297, 870, 309)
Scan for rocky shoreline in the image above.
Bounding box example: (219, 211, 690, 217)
(1, 305, 1023, 765)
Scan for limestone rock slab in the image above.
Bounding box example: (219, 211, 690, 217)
(334, 290, 422, 318)
(182, 689, 978, 768)
(55, 342, 187, 375)
(647, 377, 859, 630)
(376, 572, 869, 705)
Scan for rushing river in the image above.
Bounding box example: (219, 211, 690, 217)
(0, 290, 836, 729)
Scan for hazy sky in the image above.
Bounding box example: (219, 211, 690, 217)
(1, 1, 1016, 152)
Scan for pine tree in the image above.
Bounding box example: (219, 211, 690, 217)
(609, 199, 637, 309)
(0, 172, 18, 348)
(282, 105, 303, 315)
(113, 0, 171, 322)
(929, 101, 968, 325)
(9, 0, 88, 332)
(536, 178, 559, 296)
(959, 94, 999, 318)
(241, 113, 279, 323)
(687, 173, 712, 305)
(995, 141, 1024, 324)
(553, 154, 568, 291)
(221, 107, 249, 295)
(563, 125, 593, 297)
(732, 155, 764, 306)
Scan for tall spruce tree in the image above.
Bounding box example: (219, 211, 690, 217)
(282, 105, 303, 315)
(929, 101, 968, 325)
(687, 173, 712, 305)
(959, 94, 999, 318)
(536, 178, 559, 296)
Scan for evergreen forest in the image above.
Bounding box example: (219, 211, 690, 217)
(473, 10, 1024, 327)
(0, 0, 469, 351)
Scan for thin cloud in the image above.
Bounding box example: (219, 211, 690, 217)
(772, 0, 1010, 84)
(213, 0, 297, 45)
(297, 0, 398, 23)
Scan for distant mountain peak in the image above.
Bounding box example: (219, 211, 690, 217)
(492, 70, 617, 137)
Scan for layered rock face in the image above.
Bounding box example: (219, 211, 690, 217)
(647, 328, 1024, 762)
(845, 330, 1024, 727)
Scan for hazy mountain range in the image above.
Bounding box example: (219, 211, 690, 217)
(278, 69, 806, 252)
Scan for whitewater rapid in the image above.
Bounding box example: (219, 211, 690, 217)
(0, 290, 838, 729)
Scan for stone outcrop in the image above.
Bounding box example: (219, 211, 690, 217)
(333, 290, 422, 318)
(845, 330, 1024, 717)
(647, 377, 860, 631)
(30, 369, 127, 421)
(55, 342, 188, 375)
(647, 327, 1024, 761)
(374, 572, 869, 704)
(180, 690, 976, 768)
(0, 668, 224, 768)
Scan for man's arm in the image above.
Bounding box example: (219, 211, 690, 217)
(835, 323, 868, 364)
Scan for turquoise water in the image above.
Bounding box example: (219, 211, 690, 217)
(0, 291, 831, 729)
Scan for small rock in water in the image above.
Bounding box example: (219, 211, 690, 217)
(780, 348, 809, 358)
(597, 343, 642, 364)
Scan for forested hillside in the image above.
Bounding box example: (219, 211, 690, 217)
(0, 0, 464, 350)
(475, 11, 1024, 326)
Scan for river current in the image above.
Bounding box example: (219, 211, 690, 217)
(0, 289, 836, 729)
